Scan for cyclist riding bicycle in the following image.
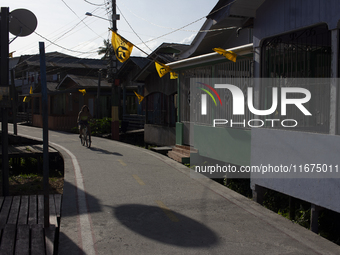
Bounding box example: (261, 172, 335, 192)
(77, 105, 92, 143)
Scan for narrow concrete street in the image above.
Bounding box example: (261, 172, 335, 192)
(9, 125, 340, 255)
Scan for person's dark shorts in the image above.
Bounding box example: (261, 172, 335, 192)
(78, 120, 88, 129)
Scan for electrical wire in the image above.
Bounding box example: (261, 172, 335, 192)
(111, 0, 239, 52)
(33, 30, 99, 54)
(60, 0, 105, 40)
(118, 0, 238, 33)
(84, 0, 105, 6)
(11, 7, 108, 57)
(116, 4, 153, 52)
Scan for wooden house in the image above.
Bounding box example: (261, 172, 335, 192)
(116, 57, 150, 131)
(29, 74, 111, 131)
(167, 0, 340, 232)
(14, 52, 108, 130)
(167, 0, 261, 162)
(133, 43, 189, 146)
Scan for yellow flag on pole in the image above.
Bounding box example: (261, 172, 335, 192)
(79, 89, 86, 96)
(155, 62, 172, 78)
(213, 48, 237, 62)
(111, 31, 133, 63)
(134, 91, 144, 104)
(29, 86, 33, 94)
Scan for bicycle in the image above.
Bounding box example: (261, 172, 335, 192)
(80, 123, 91, 148)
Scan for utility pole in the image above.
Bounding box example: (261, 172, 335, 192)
(111, 0, 120, 140)
(112, 0, 117, 32)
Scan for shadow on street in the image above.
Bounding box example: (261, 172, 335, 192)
(89, 146, 123, 156)
(112, 204, 219, 247)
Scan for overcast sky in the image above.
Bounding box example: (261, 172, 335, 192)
(3, 0, 217, 59)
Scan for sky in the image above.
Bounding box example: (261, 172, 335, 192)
(4, 0, 218, 59)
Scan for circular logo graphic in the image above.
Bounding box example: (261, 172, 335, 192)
(116, 46, 130, 61)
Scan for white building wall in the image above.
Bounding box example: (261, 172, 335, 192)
(251, 128, 340, 213)
(251, 0, 340, 213)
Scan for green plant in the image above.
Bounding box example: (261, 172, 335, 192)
(71, 126, 79, 134)
(225, 178, 253, 198)
(90, 118, 112, 136)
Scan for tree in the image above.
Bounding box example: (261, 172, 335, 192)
(98, 39, 115, 82)
(97, 39, 113, 60)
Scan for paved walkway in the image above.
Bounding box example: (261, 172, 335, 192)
(8, 125, 340, 255)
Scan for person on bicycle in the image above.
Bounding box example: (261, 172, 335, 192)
(77, 105, 92, 142)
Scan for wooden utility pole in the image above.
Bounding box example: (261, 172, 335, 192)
(111, 0, 120, 140)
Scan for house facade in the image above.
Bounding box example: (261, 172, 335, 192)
(250, 0, 340, 216)
(116, 57, 150, 131)
(167, 0, 340, 229)
(134, 43, 189, 146)
(15, 52, 108, 130)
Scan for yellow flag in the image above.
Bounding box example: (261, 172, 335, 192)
(23, 96, 31, 102)
(79, 89, 86, 96)
(170, 72, 178, 79)
(213, 48, 237, 62)
(134, 91, 144, 104)
(29, 86, 33, 94)
(111, 31, 133, 63)
(155, 62, 171, 78)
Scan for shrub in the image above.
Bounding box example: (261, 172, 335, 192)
(90, 118, 112, 136)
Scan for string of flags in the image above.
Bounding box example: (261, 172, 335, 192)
(213, 47, 237, 62)
(111, 31, 179, 79)
(111, 31, 134, 63)
(9, 51, 16, 58)
(23, 86, 33, 102)
(79, 89, 86, 96)
(110, 31, 238, 80)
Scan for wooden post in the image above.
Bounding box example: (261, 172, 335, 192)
(289, 197, 296, 220)
(1, 7, 10, 196)
(39, 42, 50, 228)
(96, 70, 101, 118)
(330, 29, 338, 135)
(10, 69, 18, 135)
(310, 204, 321, 234)
(252, 184, 266, 205)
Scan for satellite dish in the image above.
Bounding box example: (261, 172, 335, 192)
(9, 9, 37, 37)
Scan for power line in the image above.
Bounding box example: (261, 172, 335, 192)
(11, 7, 108, 56)
(60, 0, 105, 40)
(116, 4, 152, 52)
(34, 30, 99, 54)
(118, 0, 238, 33)
(84, 0, 105, 6)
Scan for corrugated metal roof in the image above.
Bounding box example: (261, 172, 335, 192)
(15, 52, 107, 71)
(133, 43, 190, 82)
(178, 0, 265, 59)
(130, 57, 151, 69)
